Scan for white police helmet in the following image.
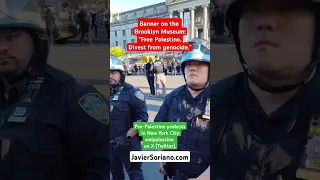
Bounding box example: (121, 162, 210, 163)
(0, 0, 50, 67)
(110, 55, 124, 72)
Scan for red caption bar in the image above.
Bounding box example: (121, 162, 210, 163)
(126, 18, 193, 52)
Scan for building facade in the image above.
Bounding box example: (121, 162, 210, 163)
(165, 0, 210, 41)
(110, 2, 168, 49)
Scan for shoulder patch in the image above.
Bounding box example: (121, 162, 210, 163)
(134, 91, 145, 101)
(78, 93, 109, 125)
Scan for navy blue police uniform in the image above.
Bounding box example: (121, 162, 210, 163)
(154, 84, 210, 180)
(110, 82, 148, 180)
(0, 65, 109, 180)
(211, 0, 320, 178)
(211, 72, 320, 180)
(145, 62, 155, 96)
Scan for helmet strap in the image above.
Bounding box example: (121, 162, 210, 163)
(247, 71, 305, 93)
(186, 81, 209, 91)
(111, 70, 125, 85)
(244, 54, 318, 93)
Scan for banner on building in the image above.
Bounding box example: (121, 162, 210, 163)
(183, 11, 191, 42)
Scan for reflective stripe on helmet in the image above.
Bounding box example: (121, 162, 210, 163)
(110, 65, 124, 71)
(110, 55, 124, 72)
(181, 43, 210, 63)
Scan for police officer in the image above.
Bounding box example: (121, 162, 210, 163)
(212, 0, 320, 179)
(145, 57, 155, 97)
(153, 56, 166, 98)
(110, 55, 148, 180)
(154, 38, 210, 180)
(0, 0, 109, 179)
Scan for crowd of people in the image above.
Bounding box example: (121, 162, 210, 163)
(127, 60, 182, 76)
(40, 1, 110, 46)
(74, 3, 109, 46)
(123, 58, 182, 99)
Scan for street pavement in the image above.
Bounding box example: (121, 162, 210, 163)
(211, 44, 243, 83)
(47, 44, 109, 97)
(126, 75, 185, 122)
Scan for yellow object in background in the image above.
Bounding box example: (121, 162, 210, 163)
(141, 56, 148, 63)
(141, 56, 155, 63)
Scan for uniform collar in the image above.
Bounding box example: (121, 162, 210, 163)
(242, 73, 300, 119)
(0, 67, 46, 102)
(0, 75, 30, 103)
(185, 83, 210, 100)
(111, 83, 125, 94)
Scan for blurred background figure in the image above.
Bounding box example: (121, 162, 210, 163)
(104, 8, 110, 38)
(77, 3, 92, 46)
(145, 57, 155, 97)
(154, 56, 166, 98)
(164, 62, 168, 75)
(171, 59, 177, 76)
(75, 4, 82, 35)
(215, 10, 225, 36)
(89, 3, 98, 38)
(42, 5, 55, 45)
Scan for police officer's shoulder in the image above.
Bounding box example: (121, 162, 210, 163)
(124, 82, 146, 102)
(44, 65, 103, 96)
(305, 71, 320, 93)
(171, 85, 185, 97)
(44, 65, 75, 85)
(162, 85, 185, 102)
(123, 82, 134, 90)
(211, 72, 245, 106)
(70, 81, 109, 125)
(45, 66, 108, 125)
(211, 72, 244, 94)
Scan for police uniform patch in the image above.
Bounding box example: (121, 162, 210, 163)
(78, 93, 109, 125)
(134, 91, 145, 101)
(297, 114, 320, 179)
(202, 98, 210, 120)
(196, 117, 209, 131)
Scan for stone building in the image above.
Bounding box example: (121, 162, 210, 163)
(110, 2, 168, 50)
(165, 0, 210, 41)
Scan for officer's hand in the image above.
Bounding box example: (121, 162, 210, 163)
(114, 135, 130, 149)
(159, 162, 166, 175)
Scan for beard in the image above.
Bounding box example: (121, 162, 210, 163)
(110, 79, 120, 87)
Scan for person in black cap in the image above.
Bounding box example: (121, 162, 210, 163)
(145, 57, 155, 97)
